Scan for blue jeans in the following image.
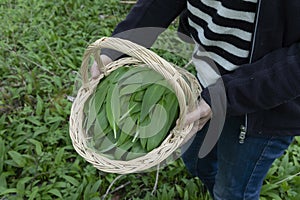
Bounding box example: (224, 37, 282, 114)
(181, 116, 294, 200)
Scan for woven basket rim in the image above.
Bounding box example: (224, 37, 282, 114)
(69, 37, 201, 174)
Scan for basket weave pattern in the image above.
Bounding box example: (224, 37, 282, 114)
(69, 37, 201, 174)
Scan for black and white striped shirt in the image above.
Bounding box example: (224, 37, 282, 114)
(187, 0, 257, 87)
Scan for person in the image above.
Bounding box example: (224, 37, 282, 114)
(91, 1, 300, 199)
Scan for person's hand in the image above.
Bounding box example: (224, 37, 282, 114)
(91, 54, 113, 79)
(182, 99, 212, 144)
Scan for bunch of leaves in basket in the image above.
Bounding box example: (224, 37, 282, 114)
(83, 65, 179, 161)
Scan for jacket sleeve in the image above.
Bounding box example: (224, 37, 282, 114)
(101, 0, 186, 60)
(201, 42, 300, 116)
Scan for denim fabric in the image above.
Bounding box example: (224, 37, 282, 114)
(181, 116, 294, 200)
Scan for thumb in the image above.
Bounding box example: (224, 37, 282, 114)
(91, 55, 113, 79)
(91, 62, 101, 79)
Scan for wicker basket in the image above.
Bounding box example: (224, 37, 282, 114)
(69, 37, 201, 174)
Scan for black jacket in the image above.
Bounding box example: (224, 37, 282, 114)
(102, 0, 300, 136)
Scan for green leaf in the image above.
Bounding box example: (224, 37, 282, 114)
(0, 188, 18, 196)
(133, 90, 145, 102)
(126, 142, 147, 160)
(90, 197, 101, 200)
(28, 186, 39, 200)
(54, 102, 64, 115)
(48, 189, 63, 198)
(95, 106, 109, 133)
(53, 182, 67, 189)
(118, 66, 149, 83)
(175, 184, 184, 198)
(140, 83, 166, 122)
(114, 140, 134, 160)
(92, 122, 107, 142)
(94, 80, 109, 114)
(119, 116, 136, 136)
(295, 136, 300, 144)
(183, 190, 189, 200)
(84, 182, 92, 200)
(143, 104, 168, 151)
(53, 76, 62, 88)
(0, 114, 6, 130)
(128, 101, 142, 116)
(105, 82, 120, 138)
(111, 66, 130, 83)
(33, 126, 49, 137)
(54, 148, 65, 165)
(116, 131, 131, 146)
(261, 183, 279, 194)
(96, 132, 116, 153)
(281, 151, 290, 169)
(140, 138, 147, 150)
(62, 175, 80, 187)
(8, 151, 27, 168)
(85, 95, 97, 131)
(120, 68, 162, 86)
(47, 116, 65, 124)
(0, 138, 5, 173)
(27, 138, 43, 156)
(90, 179, 102, 193)
(36, 95, 43, 115)
(0, 172, 12, 189)
(265, 192, 282, 200)
(75, 179, 87, 197)
(161, 92, 179, 132)
(26, 116, 41, 126)
(119, 84, 145, 96)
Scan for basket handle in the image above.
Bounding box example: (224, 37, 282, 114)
(79, 37, 200, 131)
(80, 37, 181, 85)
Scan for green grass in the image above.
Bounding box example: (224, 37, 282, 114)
(0, 0, 299, 199)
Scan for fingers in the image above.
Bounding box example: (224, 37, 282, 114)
(91, 55, 113, 79)
(196, 116, 210, 130)
(181, 99, 212, 145)
(184, 99, 212, 126)
(185, 106, 202, 125)
(181, 112, 211, 146)
(91, 62, 101, 79)
(198, 99, 212, 119)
